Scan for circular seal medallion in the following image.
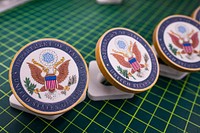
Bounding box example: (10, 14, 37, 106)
(153, 15, 200, 72)
(96, 28, 159, 93)
(9, 38, 89, 115)
(192, 6, 200, 22)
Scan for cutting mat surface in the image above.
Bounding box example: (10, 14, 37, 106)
(0, 0, 200, 132)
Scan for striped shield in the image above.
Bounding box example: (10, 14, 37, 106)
(128, 58, 141, 71)
(183, 43, 193, 54)
(45, 75, 58, 92)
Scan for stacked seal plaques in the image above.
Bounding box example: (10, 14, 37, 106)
(9, 39, 89, 116)
(192, 6, 200, 21)
(88, 28, 159, 101)
(153, 15, 200, 74)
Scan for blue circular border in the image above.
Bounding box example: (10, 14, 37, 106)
(101, 29, 158, 90)
(195, 9, 200, 21)
(11, 40, 87, 112)
(158, 17, 200, 69)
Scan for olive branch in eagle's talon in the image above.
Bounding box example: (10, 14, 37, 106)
(117, 66, 136, 80)
(168, 44, 183, 59)
(24, 77, 41, 98)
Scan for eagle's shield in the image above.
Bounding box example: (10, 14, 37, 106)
(183, 43, 193, 54)
(129, 58, 141, 71)
(45, 75, 58, 92)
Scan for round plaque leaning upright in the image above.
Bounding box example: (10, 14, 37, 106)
(9, 38, 89, 115)
(96, 28, 159, 93)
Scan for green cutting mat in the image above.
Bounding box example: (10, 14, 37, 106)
(0, 0, 200, 132)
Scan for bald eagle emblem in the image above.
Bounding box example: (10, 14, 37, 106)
(168, 25, 200, 59)
(111, 39, 149, 79)
(24, 50, 77, 100)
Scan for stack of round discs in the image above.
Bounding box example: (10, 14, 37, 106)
(96, 28, 159, 93)
(153, 15, 200, 72)
(192, 6, 200, 21)
(9, 39, 89, 115)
